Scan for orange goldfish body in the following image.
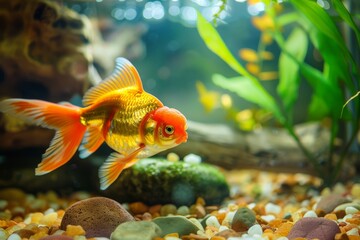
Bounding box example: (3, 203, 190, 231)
(0, 58, 188, 190)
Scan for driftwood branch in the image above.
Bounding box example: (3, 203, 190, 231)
(166, 121, 332, 175)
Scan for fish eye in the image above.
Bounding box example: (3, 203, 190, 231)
(164, 125, 174, 135)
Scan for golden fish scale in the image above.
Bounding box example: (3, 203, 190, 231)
(81, 88, 162, 153)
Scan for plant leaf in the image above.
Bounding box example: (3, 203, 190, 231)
(196, 13, 248, 77)
(300, 64, 344, 119)
(290, 0, 345, 50)
(212, 74, 284, 122)
(332, 0, 360, 47)
(277, 27, 308, 113)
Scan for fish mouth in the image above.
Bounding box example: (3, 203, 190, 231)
(176, 132, 188, 144)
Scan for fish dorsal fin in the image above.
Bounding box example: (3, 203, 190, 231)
(83, 58, 143, 106)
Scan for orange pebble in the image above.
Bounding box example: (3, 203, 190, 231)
(211, 236, 226, 240)
(349, 236, 360, 240)
(324, 213, 338, 221)
(149, 204, 162, 215)
(65, 225, 86, 236)
(129, 202, 149, 215)
(275, 222, 294, 236)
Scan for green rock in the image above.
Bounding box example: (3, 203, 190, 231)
(152, 215, 202, 237)
(104, 158, 230, 206)
(231, 207, 257, 232)
(110, 221, 161, 240)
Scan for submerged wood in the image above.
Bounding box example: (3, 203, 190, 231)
(166, 121, 332, 175)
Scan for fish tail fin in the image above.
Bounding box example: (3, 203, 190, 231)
(0, 98, 86, 174)
(99, 151, 141, 190)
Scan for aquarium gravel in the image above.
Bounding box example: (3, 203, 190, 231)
(1, 170, 360, 240)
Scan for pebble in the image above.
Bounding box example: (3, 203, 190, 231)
(231, 207, 257, 232)
(345, 206, 359, 215)
(303, 210, 317, 218)
(60, 197, 134, 238)
(183, 154, 202, 164)
(351, 183, 360, 198)
(177, 206, 190, 216)
(160, 204, 178, 216)
(206, 216, 221, 228)
(111, 221, 161, 240)
(152, 215, 201, 237)
(265, 203, 281, 215)
(287, 217, 340, 240)
(248, 224, 263, 236)
(316, 193, 350, 213)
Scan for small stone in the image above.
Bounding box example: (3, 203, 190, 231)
(160, 204, 177, 216)
(64, 225, 86, 236)
(190, 204, 206, 218)
(183, 154, 202, 164)
(110, 221, 161, 240)
(287, 217, 340, 240)
(152, 215, 201, 237)
(248, 224, 263, 236)
(345, 207, 359, 215)
(316, 193, 350, 213)
(129, 202, 149, 215)
(303, 210, 317, 218)
(275, 222, 293, 237)
(167, 152, 180, 162)
(265, 203, 281, 215)
(60, 197, 134, 238)
(215, 229, 242, 238)
(177, 206, 190, 216)
(346, 228, 359, 236)
(231, 207, 257, 232)
(206, 216, 221, 228)
(334, 202, 360, 212)
(7, 234, 22, 240)
(14, 229, 35, 239)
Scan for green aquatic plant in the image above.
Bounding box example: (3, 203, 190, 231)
(197, 0, 360, 187)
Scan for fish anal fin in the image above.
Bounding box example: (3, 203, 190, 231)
(99, 145, 145, 190)
(83, 58, 143, 106)
(79, 126, 104, 159)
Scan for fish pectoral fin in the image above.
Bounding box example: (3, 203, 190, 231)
(99, 145, 145, 190)
(79, 126, 105, 159)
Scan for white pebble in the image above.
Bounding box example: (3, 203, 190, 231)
(277, 237, 289, 240)
(206, 215, 221, 228)
(165, 237, 181, 240)
(303, 210, 318, 218)
(7, 234, 21, 240)
(343, 214, 353, 221)
(265, 202, 281, 215)
(345, 206, 359, 214)
(219, 225, 229, 232)
(223, 211, 236, 226)
(248, 224, 263, 236)
(44, 208, 55, 215)
(247, 203, 256, 209)
(346, 228, 359, 236)
(183, 154, 202, 164)
(261, 214, 275, 222)
(0, 229, 8, 239)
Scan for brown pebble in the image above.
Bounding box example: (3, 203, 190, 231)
(335, 210, 347, 219)
(315, 208, 326, 217)
(210, 236, 226, 240)
(15, 229, 36, 238)
(149, 204, 162, 215)
(205, 206, 219, 214)
(335, 233, 350, 240)
(215, 229, 242, 238)
(189, 204, 206, 218)
(129, 202, 149, 215)
(60, 197, 134, 238)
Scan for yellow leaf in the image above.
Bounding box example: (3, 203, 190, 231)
(246, 63, 260, 75)
(196, 81, 220, 112)
(252, 15, 275, 31)
(239, 48, 259, 62)
(259, 71, 278, 81)
(260, 51, 274, 60)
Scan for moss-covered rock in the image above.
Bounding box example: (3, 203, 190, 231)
(102, 158, 229, 206)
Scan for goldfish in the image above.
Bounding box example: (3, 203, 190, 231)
(0, 58, 188, 190)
